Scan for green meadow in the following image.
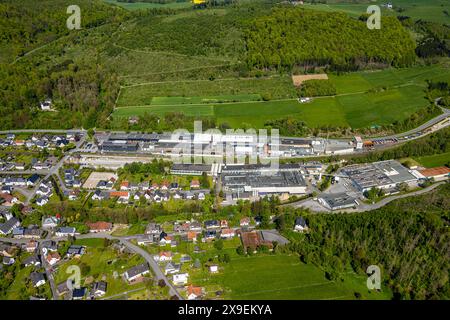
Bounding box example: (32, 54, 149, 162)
(190, 254, 391, 300)
(302, 0, 450, 24)
(415, 152, 450, 168)
(113, 63, 449, 129)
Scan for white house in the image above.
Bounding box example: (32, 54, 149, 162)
(172, 273, 189, 286)
(209, 265, 218, 274)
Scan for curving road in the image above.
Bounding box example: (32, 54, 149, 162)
(0, 232, 183, 300)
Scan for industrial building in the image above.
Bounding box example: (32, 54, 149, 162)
(170, 163, 221, 177)
(101, 141, 139, 153)
(341, 160, 418, 192)
(318, 193, 358, 211)
(221, 166, 307, 199)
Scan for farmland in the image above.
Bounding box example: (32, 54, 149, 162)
(302, 0, 450, 24)
(415, 152, 450, 168)
(113, 63, 450, 129)
(190, 254, 391, 300)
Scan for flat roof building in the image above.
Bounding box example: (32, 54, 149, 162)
(341, 160, 418, 192)
(318, 193, 358, 211)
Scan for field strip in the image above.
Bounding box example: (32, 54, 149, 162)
(115, 98, 298, 109)
(118, 63, 238, 78)
(234, 281, 335, 297)
(121, 75, 283, 88)
(112, 42, 231, 63)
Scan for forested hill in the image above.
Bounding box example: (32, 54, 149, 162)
(279, 183, 450, 299)
(245, 8, 417, 70)
(0, 0, 128, 64)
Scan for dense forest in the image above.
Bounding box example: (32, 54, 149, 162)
(0, 0, 128, 129)
(276, 183, 450, 299)
(245, 8, 417, 70)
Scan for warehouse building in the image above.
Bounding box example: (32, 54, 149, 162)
(101, 141, 139, 153)
(222, 169, 307, 199)
(318, 193, 358, 211)
(341, 160, 418, 192)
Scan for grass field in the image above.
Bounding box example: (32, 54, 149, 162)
(114, 63, 449, 129)
(302, 0, 450, 24)
(54, 246, 146, 298)
(190, 254, 391, 300)
(415, 152, 450, 168)
(103, 0, 193, 10)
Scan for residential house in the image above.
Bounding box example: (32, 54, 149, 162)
(189, 221, 202, 232)
(23, 255, 41, 267)
(172, 273, 189, 286)
(145, 222, 161, 235)
(205, 230, 217, 240)
(87, 221, 112, 233)
(66, 245, 85, 258)
(155, 251, 172, 262)
(220, 229, 235, 239)
(72, 287, 87, 300)
(46, 252, 61, 266)
(110, 191, 130, 203)
(204, 220, 220, 229)
(294, 217, 308, 232)
(209, 265, 218, 274)
(30, 272, 46, 287)
(220, 220, 229, 229)
(0, 193, 19, 206)
(91, 190, 108, 201)
(55, 227, 76, 237)
(124, 263, 150, 282)
(91, 281, 107, 298)
(187, 285, 203, 300)
(36, 196, 49, 207)
(164, 262, 181, 275)
(187, 231, 198, 243)
(25, 240, 38, 253)
(0, 217, 20, 235)
(240, 217, 251, 227)
(190, 179, 200, 189)
(41, 240, 57, 252)
(3, 256, 15, 265)
(42, 216, 59, 229)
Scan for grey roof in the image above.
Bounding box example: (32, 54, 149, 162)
(319, 193, 357, 210)
(56, 227, 76, 234)
(30, 272, 45, 285)
(92, 281, 107, 293)
(125, 263, 149, 279)
(342, 160, 417, 190)
(23, 255, 41, 266)
(0, 217, 20, 234)
(295, 217, 307, 227)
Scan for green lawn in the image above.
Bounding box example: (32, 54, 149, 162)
(190, 254, 392, 300)
(302, 0, 450, 24)
(54, 246, 146, 299)
(415, 152, 450, 168)
(114, 63, 449, 129)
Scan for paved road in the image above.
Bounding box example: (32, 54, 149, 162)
(39, 242, 59, 300)
(75, 233, 183, 300)
(286, 182, 446, 213)
(0, 232, 183, 300)
(354, 181, 446, 212)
